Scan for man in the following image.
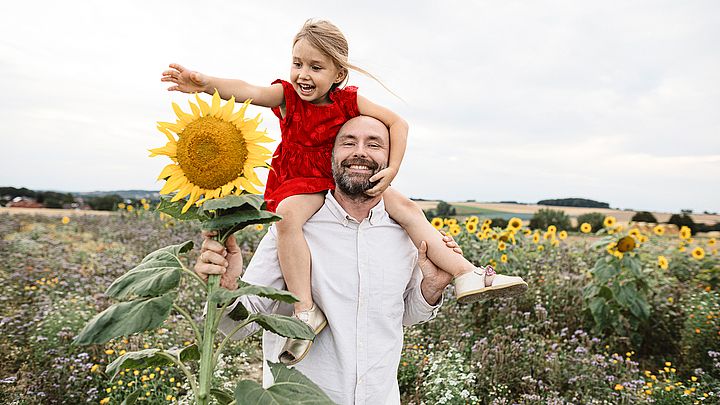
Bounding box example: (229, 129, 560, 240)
(195, 116, 455, 404)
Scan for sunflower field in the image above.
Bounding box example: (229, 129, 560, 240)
(1, 207, 718, 404)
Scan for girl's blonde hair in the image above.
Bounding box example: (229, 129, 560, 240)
(293, 19, 393, 94)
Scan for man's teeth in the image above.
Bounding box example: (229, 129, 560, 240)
(350, 165, 369, 170)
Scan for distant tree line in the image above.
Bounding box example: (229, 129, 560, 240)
(1, 186, 127, 211)
(538, 198, 610, 209)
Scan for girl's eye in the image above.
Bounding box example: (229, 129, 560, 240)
(293, 62, 301, 68)
(311, 66, 322, 71)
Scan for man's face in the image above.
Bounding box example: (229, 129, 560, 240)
(331, 117, 389, 197)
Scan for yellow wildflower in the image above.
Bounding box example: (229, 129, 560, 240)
(604, 216, 616, 228)
(614, 383, 624, 391)
(653, 225, 665, 236)
(507, 217, 523, 231)
(580, 223, 592, 233)
(547, 225, 557, 234)
(558, 230, 568, 240)
(692, 247, 705, 260)
(500, 254, 508, 263)
(657, 256, 669, 270)
(498, 241, 506, 251)
(61, 216, 70, 224)
(680, 226, 691, 240)
(254, 224, 264, 231)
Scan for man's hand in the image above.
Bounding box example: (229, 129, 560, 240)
(417, 239, 455, 306)
(194, 231, 244, 290)
(161, 63, 210, 93)
(365, 166, 397, 196)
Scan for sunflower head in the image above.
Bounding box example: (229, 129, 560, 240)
(580, 223, 592, 233)
(150, 92, 273, 213)
(679, 226, 692, 240)
(653, 225, 665, 236)
(449, 225, 461, 236)
(558, 230, 568, 240)
(500, 254, 508, 263)
(547, 225, 557, 234)
(431, 217, 444, 230)
(692, 247, 706, 260)
(466, 222, 478, 233)
(507, 217, 523, 231)
(657, 255, 669, 270)
(604, 216, 617, 228)
(617, 236, 636, 253)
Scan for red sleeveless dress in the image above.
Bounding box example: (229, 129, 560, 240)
(264, 79, 360, 212)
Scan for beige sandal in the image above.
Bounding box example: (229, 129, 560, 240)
(455, 265, 528, 304)
(279, 304, 328, 365)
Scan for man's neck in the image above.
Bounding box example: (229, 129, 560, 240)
(332, 190, 382, 221)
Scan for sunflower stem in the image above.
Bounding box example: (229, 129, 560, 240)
(198, 273, 220, 405)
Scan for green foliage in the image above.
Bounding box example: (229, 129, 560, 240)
(234, 361, 335, 404)
(538, 197, 609, 208)
(35, 191, 75, 208)
(529, 208, 571, 230)
(577, 212, 606, 232)
(632, 211, 658, 223)
(680, 291, 720, 376)
(583, 249, 652, 346)
(86, 194, 124, 211)
(668, 213, 696, 234)
(490, 217, 509, 229)
(426, 200, 456, 219)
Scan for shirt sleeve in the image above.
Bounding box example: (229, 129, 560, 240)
(213, 226, 293, 340)
(270, 79, 297, 123)
(401, 258, 443, 327)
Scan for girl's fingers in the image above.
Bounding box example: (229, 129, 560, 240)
(170, 63, 185, 72)
(201, 238, 225, 254)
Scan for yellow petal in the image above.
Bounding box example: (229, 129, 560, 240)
(195, 93, 209, 116)
(157, 121, 184, 134)
(209, 91, 221, 117)
(172, 102, 194, 125)
(156, 125, 176, 143)
(230, 101, 251, 123)
(221, 182, 235, 196)
(156, 163, 181, 180)
(247, 144, 272, 155)
(237, 177, 261, 194)
(182, 186, 201, 213)
(149, 142, 177, 158)
(159, 174, 187, 195)
(188, 99, 201, 117)
(171, 183, 194, 202)
(221, 96, 235, 121)
(243, 165, 263, 186)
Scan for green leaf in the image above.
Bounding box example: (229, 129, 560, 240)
(156, 197, 209, 221)
(201, 194, 266, 212)
(211, 388, 235, 405)
(201, 210, 281, 231)
(106, 349, 165, 380)
(120, 390, 141, 405)
(248, 313, 315, 340)
(234, 361, 335, 404)
(73, 293, 176, 345)
(106, 241, 193, 299)
(227, 301, 250, 322)
(211, 280, 299, 305)
(176, 344, 201, 363)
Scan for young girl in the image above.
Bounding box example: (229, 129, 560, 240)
(162, 19, 527, 364)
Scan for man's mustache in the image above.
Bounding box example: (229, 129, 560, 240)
(340, 158, 379, 171)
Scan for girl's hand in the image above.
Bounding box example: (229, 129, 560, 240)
(365, 167, 397, 196)
(161, 63, 209, 93)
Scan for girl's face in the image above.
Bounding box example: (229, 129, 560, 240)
(290, 39, 345, 105)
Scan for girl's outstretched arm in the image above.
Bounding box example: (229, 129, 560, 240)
(161, 63, 284, 108)
(356, 95, 409, 196)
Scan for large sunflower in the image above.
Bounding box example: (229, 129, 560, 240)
(150, 92, 273, 212)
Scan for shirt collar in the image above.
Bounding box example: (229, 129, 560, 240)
(325, 191, 386, 226)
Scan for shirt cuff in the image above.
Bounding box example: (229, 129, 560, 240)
(413, 281, 443, 317)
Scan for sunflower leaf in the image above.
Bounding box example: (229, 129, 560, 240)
(120, 390, 141, 405)
(106, 241, 192, 299)
(246, 313, 315, 340)
(73, 293, 176, 345)
(156, 197, 209, 221)
(211, 388, 235, 405)
(200, 194, 267, 213)
(233, 361, 335, 404)
(201, 210, 281, 232)
(210, 280, 299, 305)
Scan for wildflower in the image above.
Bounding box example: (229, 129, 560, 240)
(104, 349, 114, 355)
(497, 241, 506, 251)
(692, 247, 705, 260)
(604, 216, 616, 228)
(551, 239, 560, 247)
(254, 224, 264, 231)
(653, 225, 665, 236)
(614, 383, 624, 391)
(118, 203, 126, 209)
(532, 233, 540, 243)
(431, 217, 443, 229)
(166, 395, 173, 401)
(507, 217, 522, 231)
(100, 398, 110, 405)
(150, 93, 272, 212)
(668, 297, 674, 303)
(61, 216, 70, 224)
(133, 370, 139, 376)
(501, 254, 508, 263)
(547, 225, 557, 234)
(695, 328, 701, 334)
(558, 230, 567, 240)
(580, 223, 592, 233)
(680, 226, 692, 240)
(90, 364, 100, 373)
(709, 238, 716, 246)
(657, 255, 669, 270)
(169, 377, 175, 383)
(691, 376, 698, 382)
(537, 245, 544, 252)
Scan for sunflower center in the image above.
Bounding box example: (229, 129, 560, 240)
(176, 117, 248, 190)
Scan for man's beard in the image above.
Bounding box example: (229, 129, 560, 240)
(332, 156, 386, 199)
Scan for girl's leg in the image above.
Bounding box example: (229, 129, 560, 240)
(383, 188, 474, 277)
(275, 193, 326, 314)
(383, 187, 527, 303)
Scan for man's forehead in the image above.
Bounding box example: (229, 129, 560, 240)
(337, 117, 389, 142)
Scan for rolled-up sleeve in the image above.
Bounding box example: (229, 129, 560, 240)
(402, 263, 443, 326)
(214, 226, 293, 340)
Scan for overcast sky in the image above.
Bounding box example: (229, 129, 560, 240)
(1, 1, 718, 213)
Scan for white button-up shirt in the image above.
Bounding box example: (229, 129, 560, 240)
(217, 191, 441, 405)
